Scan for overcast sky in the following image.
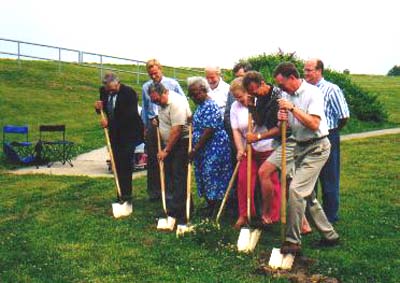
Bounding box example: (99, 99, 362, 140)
(1, 0, 398, 74)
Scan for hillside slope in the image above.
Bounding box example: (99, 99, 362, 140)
(1, 59, 398, 165)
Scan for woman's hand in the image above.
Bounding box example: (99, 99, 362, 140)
(236, 149, 246, 161)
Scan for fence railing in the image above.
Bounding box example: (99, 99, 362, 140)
(0, 38, 204, 84)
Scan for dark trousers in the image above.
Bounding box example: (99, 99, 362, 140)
(164, 138, 190, 222)
(111, 142, 136, 202)
(145, 123, 161, 199)
(316, 128, 340, 222)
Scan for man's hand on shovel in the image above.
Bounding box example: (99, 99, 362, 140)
(100, 118, 108, 128)
(157, 149, 168, 162)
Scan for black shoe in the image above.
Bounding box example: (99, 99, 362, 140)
(280, 241, 302, 255)
(313, 237, 340, 248)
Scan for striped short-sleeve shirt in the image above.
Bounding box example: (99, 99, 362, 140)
(316, 78, 350, 130)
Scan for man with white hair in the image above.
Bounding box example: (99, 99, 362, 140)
(95, 73, 144, 214)
(205, 66, 230, 115)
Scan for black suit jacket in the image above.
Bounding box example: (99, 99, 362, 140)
(99, 84, 144, 145)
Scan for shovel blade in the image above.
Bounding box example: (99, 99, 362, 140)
(176, 224, 195, 237)
(281, 253, 295, 270)
(237, 228, 251, 252)
(112, 202, 132, 218)
(268, 248, 295, 270)
(157, 216, 176, 231)
(247, 229, 262, 252)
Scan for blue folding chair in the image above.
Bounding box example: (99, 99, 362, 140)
(2, 125, 36, 165)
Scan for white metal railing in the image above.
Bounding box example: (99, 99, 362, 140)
(0, 38, 203, 83)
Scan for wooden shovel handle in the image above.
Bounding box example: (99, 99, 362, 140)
(280, 121, 287, 242)
(100, 110, 122, 199)
(215, 161, 240, 224)
(157, 127, 167, 215)
(186, 123, 193, 222)
(247, 109, 253, 224)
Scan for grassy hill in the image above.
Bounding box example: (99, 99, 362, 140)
(1, 59, 399, 168)
(0, 59, 199, 168)
(350, 74, 400, 125)
(1, 59, 399, 282)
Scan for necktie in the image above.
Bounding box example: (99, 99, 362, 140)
(107, 93, 117, 119)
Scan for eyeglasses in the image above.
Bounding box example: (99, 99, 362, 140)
(303, 68, 316, 73)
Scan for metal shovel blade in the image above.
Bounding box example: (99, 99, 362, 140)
(247, 229, 262, 252)
(237, 227, 262, 253)
(112, 201, 133, 218)
(237, 227, 251, 252)
(176, 224, 195, 237)
(112, 202, 123, 218)
(268, 248, 295, 270)
(157, 216, 176, 231)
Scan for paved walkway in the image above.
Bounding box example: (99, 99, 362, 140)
(9, 146, 146, 179)
(8, 128, 400, 178)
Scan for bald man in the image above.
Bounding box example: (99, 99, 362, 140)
(205, 67, 230, 116)
(304, 59, 350, 223)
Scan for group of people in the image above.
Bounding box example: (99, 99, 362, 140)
(94, 57, 350, 254)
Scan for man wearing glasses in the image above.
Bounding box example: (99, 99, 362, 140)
(304, 59, 350, 223)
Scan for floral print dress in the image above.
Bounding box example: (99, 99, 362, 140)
(192, 99, 232, 200)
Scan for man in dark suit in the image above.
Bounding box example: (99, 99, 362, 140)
(95, 73, 144, 212)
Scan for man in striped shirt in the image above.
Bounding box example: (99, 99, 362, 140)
(304, 59, 350, 223)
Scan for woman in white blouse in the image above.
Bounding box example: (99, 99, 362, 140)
(229, 78, 281, 229)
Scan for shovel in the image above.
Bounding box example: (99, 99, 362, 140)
(215, 160, 240, 226)
(177, 123, 195, 237)
(237, 107, 262, 253)
(156, 126, 176, 231)
(100, 110, 132, 218)
(268, 121, 295, 270)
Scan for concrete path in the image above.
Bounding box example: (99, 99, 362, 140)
(10, 146, 147, 179)
(8, 128, 400, 178)
(340, 127, 400, 141)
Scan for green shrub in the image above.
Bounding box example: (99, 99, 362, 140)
(387, 65, 400, 76)
(236, 51, 388, 123)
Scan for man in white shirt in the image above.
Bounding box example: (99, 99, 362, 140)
(205, 66, 230, 116)
(264, 63, 339, 255)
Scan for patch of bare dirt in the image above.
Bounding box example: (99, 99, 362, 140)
(256, 251, 340, 283)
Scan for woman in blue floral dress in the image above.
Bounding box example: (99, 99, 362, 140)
(187, 77, 232, 216)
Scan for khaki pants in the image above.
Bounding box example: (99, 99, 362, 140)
(268, 137, 339, 244)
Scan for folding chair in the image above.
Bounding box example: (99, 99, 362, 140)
(2, 125, 36, 165)
(38, 125, 74, 167)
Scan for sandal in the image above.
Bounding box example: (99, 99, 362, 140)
(261, 215, 273, 225)
(233, 216, 248, 230)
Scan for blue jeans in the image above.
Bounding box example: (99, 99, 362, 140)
(317, 129, 340, 222)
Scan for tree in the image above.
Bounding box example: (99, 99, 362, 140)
(387, 65, 400, 76)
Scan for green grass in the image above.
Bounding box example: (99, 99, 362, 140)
(0, 59, 201, 169)
(1, 59, 399, 168)
(343, 74, 400, 134)
(0, 134, 399, 282)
